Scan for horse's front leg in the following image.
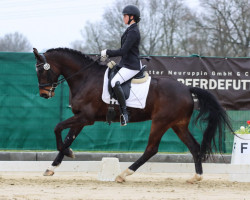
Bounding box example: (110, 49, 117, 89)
(44, 114, 92, 176)
(55, 125, 84, 163)
(53, 114, 90, 152)
(43, 125, 84, 176)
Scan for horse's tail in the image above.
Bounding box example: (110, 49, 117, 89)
(189, 87, 233, 161)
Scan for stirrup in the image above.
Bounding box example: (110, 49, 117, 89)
(120, 114, 128, 126)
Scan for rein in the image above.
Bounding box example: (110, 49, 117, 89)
(37, 54, 101, 94)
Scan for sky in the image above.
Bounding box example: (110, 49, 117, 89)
(0, 0, 200, 52)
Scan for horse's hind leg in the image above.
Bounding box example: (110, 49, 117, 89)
(116, 120, 169, 183)
(172, 123, 203, 183)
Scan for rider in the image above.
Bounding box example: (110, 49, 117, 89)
(100, 5, 141, 126)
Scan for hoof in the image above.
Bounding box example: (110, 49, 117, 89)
(63, 148, 75, 158)
(186, 174, 203, 184)
(115, 175, 125, 183)
(115, 168, 134, 183)
(43, 169, 54, 176)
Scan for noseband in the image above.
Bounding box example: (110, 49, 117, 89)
(36, 54, 58, 98)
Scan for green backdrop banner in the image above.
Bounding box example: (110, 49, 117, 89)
(0, 53, 245, 153)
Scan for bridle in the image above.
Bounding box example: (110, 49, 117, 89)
(36, 54, 59, 98)
(36, 53, 101, 98)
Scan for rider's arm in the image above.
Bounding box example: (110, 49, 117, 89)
(106, 30, 139, 57)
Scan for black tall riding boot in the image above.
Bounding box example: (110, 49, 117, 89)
(113, 81, 129, 126)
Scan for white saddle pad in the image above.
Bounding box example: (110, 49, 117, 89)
(102, 68, 151, 109)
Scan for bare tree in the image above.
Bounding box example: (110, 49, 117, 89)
(158, 0, 199, 55)
(71, 22, 101, 53)
(72, 0, 157, 54)
(139, 0, 164, 55)
(81, 21, 105, 53)
(73, 0, 194, 55)
(72, 0, 140, 53)
(0, 32, 32, 52)
(72, 0, 249, 57)
(71, 40, 85, 52)
(199, 0, 250, 57)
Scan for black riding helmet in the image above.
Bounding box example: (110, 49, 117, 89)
(122, 5, 141, 24)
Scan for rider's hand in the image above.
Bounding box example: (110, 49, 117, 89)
(100, 49, 108, 62)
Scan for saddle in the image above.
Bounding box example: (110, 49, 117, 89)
(105, 58, 151, 125)
(107, 61, 148, 100)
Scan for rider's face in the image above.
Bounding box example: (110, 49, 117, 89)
(123, 14, 129, 24)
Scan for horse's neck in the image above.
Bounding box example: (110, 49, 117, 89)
(62, 61, 106, 98)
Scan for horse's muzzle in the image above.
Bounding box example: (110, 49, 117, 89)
(39, 88, 55, 99)
(40, 93, 50, 99)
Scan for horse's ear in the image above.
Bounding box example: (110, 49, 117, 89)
(33, 48, 43, 61)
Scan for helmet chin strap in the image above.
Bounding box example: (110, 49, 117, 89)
(128, 15, 133, 25)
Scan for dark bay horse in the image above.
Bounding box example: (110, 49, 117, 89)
(33, 47, 233, 183)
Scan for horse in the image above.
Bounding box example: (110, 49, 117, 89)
(33, 47, 233, 183)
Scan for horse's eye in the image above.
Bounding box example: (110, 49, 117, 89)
(37, 67, 44, 74)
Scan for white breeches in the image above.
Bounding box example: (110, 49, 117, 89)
(111, 67, 140, 88)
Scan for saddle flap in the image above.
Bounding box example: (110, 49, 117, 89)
(108, 66, 131, 100)
(102, 68, 151, 109)
(107, 62, 149, 100)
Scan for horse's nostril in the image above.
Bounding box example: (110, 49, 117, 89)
(40, 93, 49, 99)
